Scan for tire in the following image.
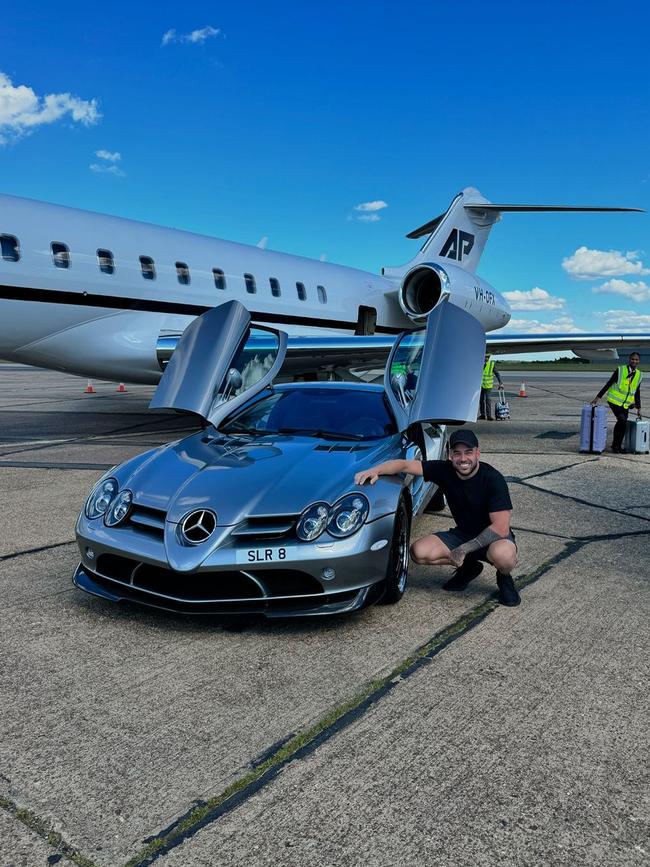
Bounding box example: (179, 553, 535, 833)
(381, 498, 411, 604)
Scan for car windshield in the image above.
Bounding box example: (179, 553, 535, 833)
(220, 387, 397, 440)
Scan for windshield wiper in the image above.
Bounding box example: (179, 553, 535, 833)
(277, 427, 363, 441)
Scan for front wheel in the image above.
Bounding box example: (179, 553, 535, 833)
(381, 498, 411, 604)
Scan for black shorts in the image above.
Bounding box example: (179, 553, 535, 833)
(434, 528, 517, 563)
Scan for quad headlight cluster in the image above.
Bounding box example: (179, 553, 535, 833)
(296, 494, 369, 541)
(84, 477, 133, 527)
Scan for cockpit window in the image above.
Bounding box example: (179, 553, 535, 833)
(97, 249, 115, 274)
(221, 388, 396, 440)
(51, 242, 70, 269)
(1, 235, 20, 262)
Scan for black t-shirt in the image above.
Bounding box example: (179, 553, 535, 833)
(422, 460, 513, 537)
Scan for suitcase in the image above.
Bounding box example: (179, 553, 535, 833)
(495, 388, 510, 420)
(624, 418, 649, 454)
(579, 404, 607, 453)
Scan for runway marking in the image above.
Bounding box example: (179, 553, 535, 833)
(118, 527, 650, 867)
(0, 461, 112, 470)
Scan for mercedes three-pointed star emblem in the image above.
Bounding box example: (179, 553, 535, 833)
(180, 509, 217, 545)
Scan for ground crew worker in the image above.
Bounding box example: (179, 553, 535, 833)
(354, 429, 520, 606)
(479, 353, 503, 420)
(591, 352, 642, 453)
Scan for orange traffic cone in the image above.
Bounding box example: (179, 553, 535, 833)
(519, 381, 527, 397)
(117, 383, 127, 393)
(84, 380, 95, 394)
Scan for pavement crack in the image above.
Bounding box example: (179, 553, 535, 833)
(511, 479, 650, 524)
(519, 457, 600, 481)
(0, 540, 76, 562)
(0, 796, 98, 867)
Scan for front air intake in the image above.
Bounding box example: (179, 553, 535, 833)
(399, 263, 450, 320)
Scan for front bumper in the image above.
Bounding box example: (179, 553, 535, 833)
(73, 512, 396, 617)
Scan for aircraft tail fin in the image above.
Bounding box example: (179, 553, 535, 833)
(387, 188, 643, 278)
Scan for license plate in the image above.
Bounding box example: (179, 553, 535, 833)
(236, 546, 296, 564)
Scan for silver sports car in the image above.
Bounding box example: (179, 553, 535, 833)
(74, 300, 484, 617)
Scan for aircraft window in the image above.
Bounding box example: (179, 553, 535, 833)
(270, 277, 281, 297)
(176, 262, 190, 285)
(213, 268, 226, 290)
(97, 249, 115, 274)
(140, 256, 156, 280)
(51, 242, 70, 269)
(244, 273, 257, 294)
(296, 282, 307, 301)
(0, 235, 20, 262)
(317, 285, 327, 304)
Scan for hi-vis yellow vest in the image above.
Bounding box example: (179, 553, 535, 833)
(607, 365, 642, 409)
(482, 358, 496, 388)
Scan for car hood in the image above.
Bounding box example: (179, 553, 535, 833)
(124, 431, 399, 524)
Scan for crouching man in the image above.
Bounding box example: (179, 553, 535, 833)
(354, 429, 520, 606)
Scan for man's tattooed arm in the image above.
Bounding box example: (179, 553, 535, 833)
(448, 528, 506, 567)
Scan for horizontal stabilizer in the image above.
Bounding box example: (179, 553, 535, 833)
(406, 204, 643, 239)
(465, 204, 644, 213)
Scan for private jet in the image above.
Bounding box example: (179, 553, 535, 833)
(0, 186, 648, 383)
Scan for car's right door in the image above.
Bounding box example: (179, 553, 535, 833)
(383, 297, 486, 429)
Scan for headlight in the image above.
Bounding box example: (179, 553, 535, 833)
(327, 494, 369, 538)
(104, 489, 133, 527)
(296, 502, 329, 541)
(85, 477, 118, 519)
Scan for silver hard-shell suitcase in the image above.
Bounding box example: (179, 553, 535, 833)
(624, 418, 649, 454)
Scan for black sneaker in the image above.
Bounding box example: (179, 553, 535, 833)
(443, 560, 483, 591)
(496, 572, 521, 606)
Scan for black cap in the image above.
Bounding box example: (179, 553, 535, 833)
(449, 429, 479, 449)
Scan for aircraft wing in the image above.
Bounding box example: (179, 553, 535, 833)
(486, 332, 650, 356)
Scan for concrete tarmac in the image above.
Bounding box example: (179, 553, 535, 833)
(0, 367, 648, 867)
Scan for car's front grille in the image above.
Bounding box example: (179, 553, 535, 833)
(126, 504, 166, 537)
(230, 515, 297, 540)
(93, 554, 323, 604)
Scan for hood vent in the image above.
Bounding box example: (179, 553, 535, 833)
(313, 444, 371, 453)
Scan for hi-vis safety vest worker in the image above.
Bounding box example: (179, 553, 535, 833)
(606, 365, 643, 409)
(482, 358, 496, 389)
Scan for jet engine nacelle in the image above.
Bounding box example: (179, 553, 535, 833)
(398, 263, 451, 321)
(398, 261, 510, 332)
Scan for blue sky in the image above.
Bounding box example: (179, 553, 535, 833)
(1, 0, 649, 344)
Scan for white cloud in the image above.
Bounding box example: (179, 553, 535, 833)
(505, 315, 583, 334)
(354, 200, 388, 212)
(592, 279, 650, 302)
(596, 309, 650, 330)
(162, 26, 221, 46)
(502, 287, 565, 311)
(89, 162, 125, 177)
(562, 246, 649, 280)
(357, 213, 381, 223)
(0, 71, 100, 144)
(95, 149, 120, 162)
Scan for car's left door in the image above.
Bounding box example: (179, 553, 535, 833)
(150, 299, 288, 427)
